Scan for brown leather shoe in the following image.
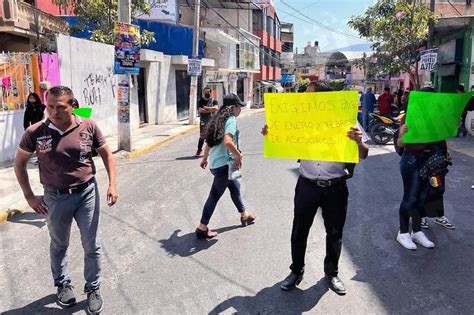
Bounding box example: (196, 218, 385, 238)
(195, 227, 217, 239)
(240, 213, 256, 227)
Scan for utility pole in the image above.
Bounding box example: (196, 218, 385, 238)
(188, 0, 201, 125)
(33, 0, 43, 81)
(428, 0, 435, 49)
(117, 0, 132, 151)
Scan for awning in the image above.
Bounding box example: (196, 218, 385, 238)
(179, 0, 260, 10)
(256, 81, 284, 92)
(202, 28, 239, 45)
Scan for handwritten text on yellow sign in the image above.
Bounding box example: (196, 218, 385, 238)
(264, 91, 359, 163)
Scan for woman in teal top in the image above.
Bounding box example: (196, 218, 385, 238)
(196, 94, 256, 238)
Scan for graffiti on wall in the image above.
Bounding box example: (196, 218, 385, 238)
(81, 67, 116, 106)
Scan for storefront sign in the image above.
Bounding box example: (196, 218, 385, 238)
(420, 48, 438, 72)
(114, 22, 141, 75)
(187, 57, 202, 76)
(237, 72, 247, 79)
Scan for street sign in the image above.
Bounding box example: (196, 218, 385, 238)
(237, 72, 247, 79)
(187, 57, 202, 76)
(114, 22, 141, 75)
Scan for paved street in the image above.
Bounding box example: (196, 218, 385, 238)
(1, 113, 474, 314)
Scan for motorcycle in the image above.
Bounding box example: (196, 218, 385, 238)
(369, 112, 405, 145)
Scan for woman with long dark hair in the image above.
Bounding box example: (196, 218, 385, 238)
(23, 92, 45, 130)
(196, 94, 256, 238)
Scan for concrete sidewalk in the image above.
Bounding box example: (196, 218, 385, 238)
(447, 135, 474, 158)
(0, 108, 265, 222)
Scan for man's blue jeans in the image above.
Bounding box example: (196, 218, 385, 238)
(399, 152, 430, 233)
(44, 179, 101, 292)
(200, 165, 245, 225)
(363, 109, 372, 131)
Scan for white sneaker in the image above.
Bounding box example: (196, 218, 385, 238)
(411, 231, 435, 248)
(397, 232, 417, 250)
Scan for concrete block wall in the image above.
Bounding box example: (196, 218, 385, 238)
(56, 35, 120, 137)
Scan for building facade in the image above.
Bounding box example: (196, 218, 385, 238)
(178, 0, 260, 107)
(252, 1, 282, 105)
(0, 0, 68, 52)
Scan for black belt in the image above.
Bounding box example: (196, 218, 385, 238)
(302, 175, 347, 188)
(44, 178, 95, 195)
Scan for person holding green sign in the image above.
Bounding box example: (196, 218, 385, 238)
(396, 87, 454, 250)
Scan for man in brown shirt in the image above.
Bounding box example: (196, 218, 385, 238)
(14, 86, 118, 314)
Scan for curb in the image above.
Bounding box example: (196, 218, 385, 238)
(0, 109, 266, 220)
(0, 208, 24, 223)
(123, 109, 265, 159)
(127, 125, 200, 159)
(448, 142, 474, 158)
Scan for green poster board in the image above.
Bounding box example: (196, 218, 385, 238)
(73, 107, 93, 119)
(403, 92, 472, 143)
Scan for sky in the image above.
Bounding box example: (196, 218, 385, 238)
(273, 0, 377, 52)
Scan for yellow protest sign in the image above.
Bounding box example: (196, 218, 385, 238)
(264, 91, 359, 163)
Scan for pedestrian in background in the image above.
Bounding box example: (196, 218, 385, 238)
(457, 85, 468, 137)
(196, 87, 219, 157)
(378, 87, 394, 116)
(14, 86, 118, 314)
(23, 92, 45, 130)
(262, 82, 369, 296)
(362, 87, 376, 131)
(400, 90, 409, 112)
(196, 94, 256, 239)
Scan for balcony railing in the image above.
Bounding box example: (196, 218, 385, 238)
(0, 0, 68, 36)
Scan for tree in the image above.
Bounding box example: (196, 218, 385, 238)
(53, 0, 156, 45)
(348, 0, 436, 90)
(325, 79, 345, 91)
(295, 74, 310, 92)
(351, 52, 377, 83)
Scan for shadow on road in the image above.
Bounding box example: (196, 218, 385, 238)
(208, 278, 329, 314)
(159, 225, 242, 257)
(8, 211, 46, 229)
(1, 294, 87, 314)
(175, 156, 201, 161)
(342, 150, 474, 313)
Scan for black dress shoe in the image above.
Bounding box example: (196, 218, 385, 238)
(326, 274, 346, 295)
(280, 272, 304, 291)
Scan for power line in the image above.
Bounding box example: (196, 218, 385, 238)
(446, 0, 463, 16)
(201, 0, 283, 66)
(201, 0, 355, 68)
(279, 0, 321, 19)
(278, 0, 365, 41)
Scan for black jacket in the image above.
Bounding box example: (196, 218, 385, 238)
(23, 103, 46, 130)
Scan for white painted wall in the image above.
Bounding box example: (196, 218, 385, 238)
(158, 55, 178, 123)
(0, 111, 25, 162)
(57, 35, 120, 137)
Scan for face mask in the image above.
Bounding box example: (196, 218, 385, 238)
(204, 93, 211, 98)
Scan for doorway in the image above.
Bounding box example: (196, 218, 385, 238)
(237, 78, 245, 102)
(175, 70, 202, 120)
(137, 67, 148, 125)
